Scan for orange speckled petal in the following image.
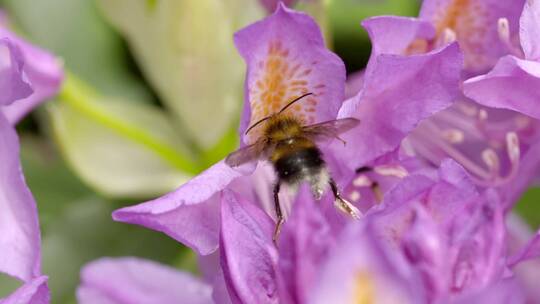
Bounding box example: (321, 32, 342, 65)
(234, 4, 346, 145)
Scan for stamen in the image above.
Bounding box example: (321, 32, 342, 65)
(515, 116, 531, 129)
(478, 109, 488, 121)
(373, 165, 409, 178)
(442, 129, 465, 144)
(497, 18, 511, 45)
(481, 149, 500, 176)
(349, 190, 361, 202)
(458, 103, 478, 117)
(497, 18, 524, 58)
(443, 28, 457, 44)
(353, 175, 372, 187)
(506, 132, 520, 164)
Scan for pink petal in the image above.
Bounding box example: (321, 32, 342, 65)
(337, 42, 463, 169)
(0, 27, 63, 124)
(234, 3, 345, 145)
(219, 189, 278, 304)
(112, 161, 246, 255)
(77, 257, 212, 304)
(0, 114, 42, 281)
(464, 55, 540, 120)
(0, 276, 49, 304)
(520, 0, 540, 61)
(0, 38, 32, 106)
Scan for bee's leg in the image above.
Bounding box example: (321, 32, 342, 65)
(272, 182, 285, 245)
(329, 178, 361, 220)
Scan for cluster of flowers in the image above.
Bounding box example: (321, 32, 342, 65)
(2, 0, 540, 303)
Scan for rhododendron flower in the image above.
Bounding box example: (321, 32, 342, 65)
(0, 18, 63, 304)
(112, 4, 349, 255)
(89, 2, 540, 304)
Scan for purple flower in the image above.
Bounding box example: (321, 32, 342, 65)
(112, 3, 348, 255)
(77, 257, 213, 304)
(419, 0, 524, 74)
(0, 22, 63, 124)
(107, 2, 540, 304)
(350, 1, 540, 209)
(0, 17, 63, 304)
(464, 0, 540, 120)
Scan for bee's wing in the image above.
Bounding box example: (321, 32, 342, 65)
(302, 117, 360, 142)
(225, 139, 271, 167)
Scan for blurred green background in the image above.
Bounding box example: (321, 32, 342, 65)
(0, 0, 537, 303)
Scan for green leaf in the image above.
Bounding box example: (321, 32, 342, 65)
(50, 75, 196, 198)
(515, 187, 540, 228)
(97, 0, 265, 149)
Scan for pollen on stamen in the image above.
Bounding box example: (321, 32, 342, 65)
(442, 129, 465, 144)
(353, 175, 372, 187)
(349, 190, 361, 202)
(481, 148, 500, 175)
(458, 103, 478, 116)
(506, 132, 520, 164)
(374, 165, 409, 178)
(497, 18, 510, 45)
(442, 28, 457, 44)
(478, 109, 488, 121)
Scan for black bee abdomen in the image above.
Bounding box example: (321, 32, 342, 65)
(274, 147, 324, 183)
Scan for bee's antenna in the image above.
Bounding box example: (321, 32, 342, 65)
(278, 92, 314, 114)
(244, 92, 314, 135)
(245, 115, 272, 135)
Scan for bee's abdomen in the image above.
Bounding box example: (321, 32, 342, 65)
(273, 147, 324, 183)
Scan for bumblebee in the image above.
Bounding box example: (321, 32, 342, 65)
(225, 93, 361, 242)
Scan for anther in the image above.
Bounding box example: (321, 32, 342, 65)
(349, 190, 361, 202)
(458, 103, 478, 117)
(506, 132, 520, 164)
(478, 109, 488, 121)
(443, 28, 457, 44)
(374, 165, 408, 178)
(497, 18, 510, 45)
(481, 149, 500, 175)
(353, 175, 372, 187)
(442, 129, 465, 144)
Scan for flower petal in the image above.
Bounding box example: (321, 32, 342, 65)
(337, 42, 463, 168)
(234, 3, 345, 144)
(447, 278, 525, 304)
(520, 0, 540, 61)
(0, 276, 49, 304)
(0, 38, 32, 106)
(0, 28, 63, 124)
(219, 189, 278, 304)
(463, 55, 540, 119)
(112, 159, 262, 255)
(77, 257, 212, 304)
(509, 229, 540, 266)
(0, 114, 41, 281)
(310, 222, 426, 304)
(362, 16, 435, 58)
(419, 0, 524, 73)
